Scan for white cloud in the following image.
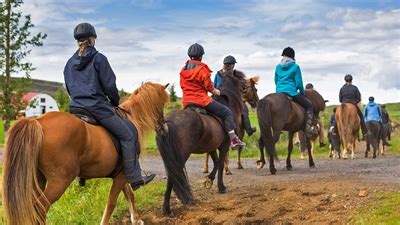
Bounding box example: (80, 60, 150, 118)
(16, 1, 400, 105)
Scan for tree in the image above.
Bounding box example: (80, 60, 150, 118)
(52, 87, 70, 112)
(168, 84, 178, 102)
(0, 0, 47, 131)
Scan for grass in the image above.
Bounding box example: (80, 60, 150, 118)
(351, 192, 400, 224)
(0, 177, 165, 224)
(0, 120, 4, 146)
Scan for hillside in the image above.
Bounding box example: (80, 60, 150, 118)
(0, 77, 64, 94)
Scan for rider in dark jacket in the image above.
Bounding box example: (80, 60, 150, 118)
(214, 55, 256, 136)
(339, 74, 368, 139)
(64, 22, 155, 190)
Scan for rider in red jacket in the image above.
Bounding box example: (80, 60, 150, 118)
(180, 43, 245, 148)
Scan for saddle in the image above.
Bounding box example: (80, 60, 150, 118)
(184, 104, 225, 128)
(69, 107, 138, 178)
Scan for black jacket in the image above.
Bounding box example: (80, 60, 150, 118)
(64, 47, 120, 119)
(339, 84, 361, 105)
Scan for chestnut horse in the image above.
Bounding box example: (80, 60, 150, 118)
(256, 89, 325, 174)
(2, 82, 169, 225)
(335, 103, 360, 159)
(156, 72, 253, 215)
(203, 76, 259, 174)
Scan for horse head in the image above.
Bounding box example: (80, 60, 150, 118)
(242, 76, 259, 108)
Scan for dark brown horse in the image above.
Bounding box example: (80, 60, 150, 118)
(256, 89, 325, 174)
(2, 82, 169, 225)
(156, 72, 251, 215)
(335, 103, 360, 159)
(203, 75, 259, 174)
(365, 120, 384, 158)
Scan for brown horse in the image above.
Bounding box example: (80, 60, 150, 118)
(335, 103, 360, 159)
(203, 76, 259, 174)
(156, 72, 251, 215)
(2, 82, 169, 225)
(256, 89, 325, 174)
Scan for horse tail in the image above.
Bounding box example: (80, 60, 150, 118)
(156, 121, 193, 204)
(2, 119, 47, 225)
(257, 99, 279, 161)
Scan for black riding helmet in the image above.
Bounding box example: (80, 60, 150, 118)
(282, 47, 295, 59)
(344, 74, 353, 82)
(223, 55, 237, 64)
(188, 43, 205, 58)
(305, 83, 314, 89)
(74, 23, 97, 40)
(369, 96, 375, 102)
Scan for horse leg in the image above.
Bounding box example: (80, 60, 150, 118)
(224, 151, 233, 175)
(122, 184, 144, 225)
(307, 137, 315, 167)
(203, 153, 209, 173)
(286, 132, 294, 170)
(204, 151, 219, 189)
(256, 138, 266, 169)
(217, 144, 229, 193)
(237, 148, 244, 170)
(163, 176, 173, 216)
(100, 174, 136, 225)
(40, 175, 76, 217)
(365, 139, 370, 158)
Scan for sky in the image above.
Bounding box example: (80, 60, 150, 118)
(17, 0, 400, 104)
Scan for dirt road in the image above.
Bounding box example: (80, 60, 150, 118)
(137, 153, 400, 224)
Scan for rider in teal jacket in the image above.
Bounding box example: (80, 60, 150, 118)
(274, 47, 316, 137)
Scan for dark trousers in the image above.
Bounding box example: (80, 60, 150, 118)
(242, 103, 253, 132)
(99, 114, 142, 183)
(204, 101, 236, 131)
(292, 94, 313, 112)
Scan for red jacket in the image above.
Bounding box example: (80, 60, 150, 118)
(180, 60, 215, 107)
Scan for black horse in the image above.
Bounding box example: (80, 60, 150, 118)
(156, 72, 257, 215)
(256, 89, 325, 174)
(365, 120, 383, 158)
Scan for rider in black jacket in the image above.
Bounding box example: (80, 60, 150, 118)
(339, 74, 368, 139)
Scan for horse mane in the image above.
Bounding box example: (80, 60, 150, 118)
(219, 69, 245, 99)
(305, 89, 326, 113)
(120, 82, 169, 152)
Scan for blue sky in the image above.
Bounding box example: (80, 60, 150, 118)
(20, 0, 400, 104)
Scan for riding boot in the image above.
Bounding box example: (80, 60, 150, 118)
(121, 139, 156, 190)
(242, 113, 256, 136)
(305, 110, 318, 138)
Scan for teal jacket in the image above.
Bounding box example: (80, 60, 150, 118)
(274, 58, 304, 96)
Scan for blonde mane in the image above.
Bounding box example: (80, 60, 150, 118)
(120, 82, 169, 152)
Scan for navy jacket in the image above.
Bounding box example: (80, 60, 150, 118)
(64, 47, 120, 119)
(339, 84, 361, 105)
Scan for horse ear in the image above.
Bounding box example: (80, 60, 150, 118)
(164, 83, 170, 89)
(249, 76, 259, 84)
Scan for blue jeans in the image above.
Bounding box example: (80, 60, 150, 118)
(98, 114, 142, 183)
(204, 101, 235, 131)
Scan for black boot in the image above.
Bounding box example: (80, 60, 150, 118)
(130, 174, 156, 190)
(78, 177, 86, 187)
(246, 127, 257, 136)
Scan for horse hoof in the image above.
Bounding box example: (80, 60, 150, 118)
(237, 165, 244, 169)
(218, 186, 226, 193)
(134, 219, 144, 225)
(204, 179, 213, 189)
(286, 166, 292, 170)
(310, 164, 316, 168)
(225, 171, 233, 175)
(202, 169, 209, 174)
(162, 209, 172, 216)
(270, 169, 277, 175)
(256, 161, 265, 169)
